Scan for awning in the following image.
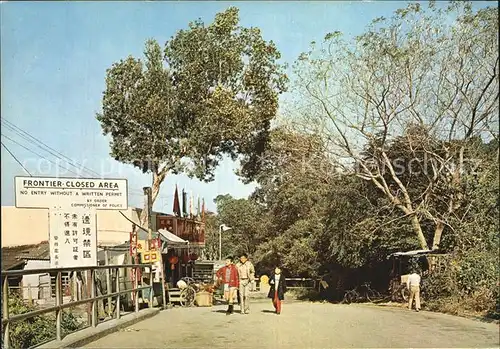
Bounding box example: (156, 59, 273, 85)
(157, 229, 188, 247)
(387, 249, 443, 258)
(97, 243, 129, 262)
(137, 228, 189, 252)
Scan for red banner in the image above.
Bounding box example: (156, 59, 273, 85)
(129, 231, 138, 256)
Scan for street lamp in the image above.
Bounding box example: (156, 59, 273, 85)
(219, 224, 232, 261)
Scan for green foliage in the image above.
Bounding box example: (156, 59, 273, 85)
(204, 2, 499, 318)
(422, 272, 456, 300)
(454, 250, 499, 296)
(202, 212, 220, 261)
(424, 249, 499, 316)
(97, 7, 287, 206)
(213, 194, 267, 259)
(290, 0, 499, 251)
(441, 140, 500, 252)
(3, 295, 82, 349)
(288, 287, 321, 302)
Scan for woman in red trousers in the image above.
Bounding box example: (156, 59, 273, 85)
(268, 267, 287, 315)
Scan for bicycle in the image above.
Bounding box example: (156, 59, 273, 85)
(389, 280, 410, 302)
(342, 282, 383, 304)
(361, 282, 382, 302)
(342, 288, 360, 304)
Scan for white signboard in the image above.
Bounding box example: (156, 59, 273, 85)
(15, 176, 128, 210)
(49, 209, 97, 268)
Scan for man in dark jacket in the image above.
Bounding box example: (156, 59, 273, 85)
(268, 267, 287, 315)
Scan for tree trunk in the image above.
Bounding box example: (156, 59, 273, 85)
(139, 170, 168, 227)
(379, 152, 429, 250)
(432, 221, 444, 250)
(151, 170, 167, 204)
(410, 214, 429, 250)
(362, 156, 430, 251)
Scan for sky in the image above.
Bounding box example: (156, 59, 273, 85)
(1, 1, 493, 213)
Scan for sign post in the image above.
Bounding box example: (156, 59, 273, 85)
(15, 176, 128, 268)
(49, 209, 97, 268)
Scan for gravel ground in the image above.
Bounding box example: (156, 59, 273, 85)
(84, 301, 500, 348)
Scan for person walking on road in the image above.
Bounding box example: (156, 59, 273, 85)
(406, 269, 421, 312)
(236, 253, 255, 314)
(268, 266, 287, 315)
(215, 256, 239, 315)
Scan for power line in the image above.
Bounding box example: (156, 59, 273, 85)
(2, 133, 82, 176)
(1, 131, 168, 196)
(1, 121, 147, 190)
(1, 122, 92, 175)
(128, 192, 173, 199)
(1, 120, 194, 198)
(118, 211, 148, 233)
(1, 141, 33, 176)
(1, 119, 102, 177)
(1, 120, 169, 193)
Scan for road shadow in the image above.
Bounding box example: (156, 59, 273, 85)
(261, 310, 277, 314)
(213, 310, 229, 314)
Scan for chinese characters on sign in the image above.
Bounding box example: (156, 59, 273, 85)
(14, 176, 130, 269)
(141, 251, 161, 263)
(49, 209, 97, 268)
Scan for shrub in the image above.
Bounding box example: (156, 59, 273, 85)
(424, 249, 499, 318)
(454, 250, 498, 297)
(462, 286, 497, 313)
(288, 287, 321, 301)
(422, 272, 456, 300)
(2, 295, 83, 349)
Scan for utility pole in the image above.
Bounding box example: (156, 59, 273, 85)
(219, 226, 222, 261)
(143, 187, 153, 242)
(219, 224, 232, 261)
(143, 187, 161, 307)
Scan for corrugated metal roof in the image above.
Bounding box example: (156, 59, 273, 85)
(1, 241, 50, 271)
(158, 229, 188, 245)
(387, 249, 444, 258)
(15, 255, 50, 261)
(392, 249, 432, 256)
(97, 243, 130, 261)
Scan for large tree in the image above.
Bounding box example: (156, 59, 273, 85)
(96, 7, 287, 224)
(242, 127, 334, 275)
(290, 1, 499, 250)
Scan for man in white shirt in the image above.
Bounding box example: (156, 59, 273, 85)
(406, 270, 421, 312)
(236, 253, 255, 314)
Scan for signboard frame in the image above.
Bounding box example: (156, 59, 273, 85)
(14, 176, 128, 210)
(14, 175, 129, 269)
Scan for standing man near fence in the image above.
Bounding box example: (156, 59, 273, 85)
(236, 253, 255, 314)
(406, 269, 421, 312)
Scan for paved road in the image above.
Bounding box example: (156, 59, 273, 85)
(85, 301, 499, 348)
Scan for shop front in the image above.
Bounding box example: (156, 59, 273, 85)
(156, 214, 207, 286)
